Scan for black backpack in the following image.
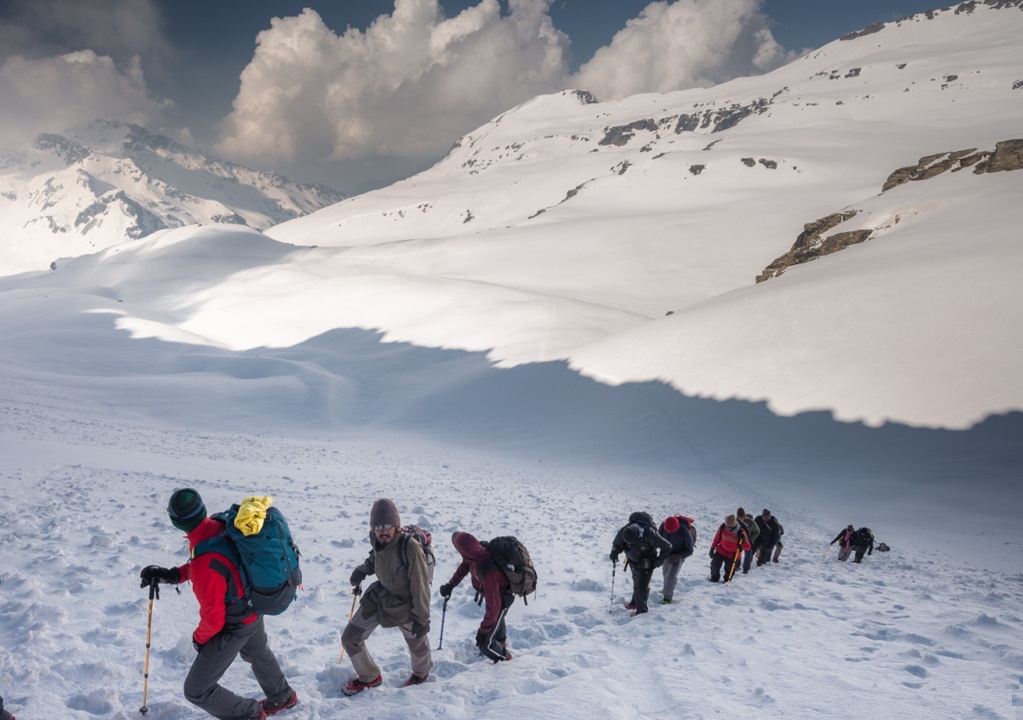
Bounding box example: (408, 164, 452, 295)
(482, 536, 538, 605)
(629, 511, 655, 529)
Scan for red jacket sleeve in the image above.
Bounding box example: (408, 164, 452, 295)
(187, 555, 229, 644)
(448, 560, 470, 588)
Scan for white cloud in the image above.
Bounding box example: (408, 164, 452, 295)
(0, 50, 167, 149)
(570, 0, 794, 100)
(218, 0, 796, 173)
(217, 0, 571, 166)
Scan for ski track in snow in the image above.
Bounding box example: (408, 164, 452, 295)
(2, 403, 1021, 719)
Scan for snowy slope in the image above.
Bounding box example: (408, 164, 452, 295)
(2, 5, 1023, 719)
(0, 120, 344, 276)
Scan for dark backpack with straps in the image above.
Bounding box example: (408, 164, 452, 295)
(629, 511, 655, 529)
(398, 525, 436, 583)
(482, 536, 538, 604)
(193, 504, 302, 616)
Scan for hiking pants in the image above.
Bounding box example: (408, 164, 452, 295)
(853, 545, 869, 563)
(741, 546, 756, 573)
(660, 555, 684, 602)
(183, 616, 291, 720)
(838, 542, 854, 561)
(477, 598, 512, 661)
(756, 542, 776, 566)
(709, 552, 737, 582)
(629, 561, 655, 612)
(341, 607, 433, 682)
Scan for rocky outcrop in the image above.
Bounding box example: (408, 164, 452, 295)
(599, 119, 659, 146)
(756, 211, 862, 283)
(758, 139, 1023, 283)
(882, 139, 1023, 190)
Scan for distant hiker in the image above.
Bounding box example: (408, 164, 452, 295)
(852, 527, 874, 563)
(831, 525, 857, 561)
(341, 499, 432, 695)
(0, 694, 17, 720)
(609, 511, 672, 616)
(877, 542, 891, 552)
(709, 514, 751, 583)
(753, 509, 782, 567)
(139, 488, 298, 720)
(439, 532, 514, 662)
(772, 521, 785, 563)
(657, 514, 695, 604)
(736, 507, 760, 574)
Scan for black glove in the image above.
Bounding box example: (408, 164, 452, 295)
(411, 620, 430, 638)
(192, 636, 205, 652)
(349, 568, 367, 587)
(140, 565, 180, 588)
(439, 583, 454, 599)
(609, 551, 619, 564)
(709, 548, 716, 559)
(653, 557, 664, 569)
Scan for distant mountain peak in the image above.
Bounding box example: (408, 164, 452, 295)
(0, 120, 346, 275)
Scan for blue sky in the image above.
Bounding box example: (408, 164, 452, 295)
(1, 0, 946, 192)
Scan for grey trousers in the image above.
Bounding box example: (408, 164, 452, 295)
(183, 616, 291, 720)
(660, 555, 684, 601)
(341, 608, 433, 682)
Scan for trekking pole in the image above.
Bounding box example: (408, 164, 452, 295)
(822, 544, 832, 560)
(725, 547, 741, 584)
(140, 581, 159, 715)
(609, 561, 617, 613)
(436, 597, 449, 650)
(338, 588, 360, 665)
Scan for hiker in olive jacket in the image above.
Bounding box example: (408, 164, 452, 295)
(610, 512, 672, 616)
(341, 499, 432, 696)
(736, 507, 760, 575)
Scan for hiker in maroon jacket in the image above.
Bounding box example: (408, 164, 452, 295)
(708, 514, 751, 583)
(439, 532, 513, 662)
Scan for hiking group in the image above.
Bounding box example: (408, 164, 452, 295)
(139, 490, 535, 719)
(609, 507, 789, 615)
(829, 525, 875, 562)
(138, 488, 877, 719)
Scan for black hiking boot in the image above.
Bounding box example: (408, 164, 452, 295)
(262, 689, 298, 715)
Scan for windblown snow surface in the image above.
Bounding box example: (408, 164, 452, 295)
(1, 3, 1022, 719)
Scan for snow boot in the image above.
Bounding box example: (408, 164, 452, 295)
(262, 689, 298, 716)
(624, 601, 635, 610)
(343, 675, 382, 696)
(403, 673, 428, 687)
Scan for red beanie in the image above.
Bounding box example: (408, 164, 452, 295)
(664, 516, 681, 533)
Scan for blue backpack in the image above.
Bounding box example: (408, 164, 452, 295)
(193, 503, 302, 615)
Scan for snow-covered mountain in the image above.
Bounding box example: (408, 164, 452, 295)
(0, 120, 345, 275)
(2, 5, 1023, 719)
(256, 1, 1021, 429)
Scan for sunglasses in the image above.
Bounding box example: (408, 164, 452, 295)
(373, 524, 396, 532)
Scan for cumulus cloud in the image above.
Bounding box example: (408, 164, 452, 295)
(0, 51, 167, 149)
(217, 0, 570, 166)
(571, 0, 795, 100)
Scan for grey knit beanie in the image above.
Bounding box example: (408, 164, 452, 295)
(370, 498, 400, 529)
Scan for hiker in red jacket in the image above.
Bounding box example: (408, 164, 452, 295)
(140, 488, 297, 720)
(708, 514, 751, 583)
(439, 532, 513, 662)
